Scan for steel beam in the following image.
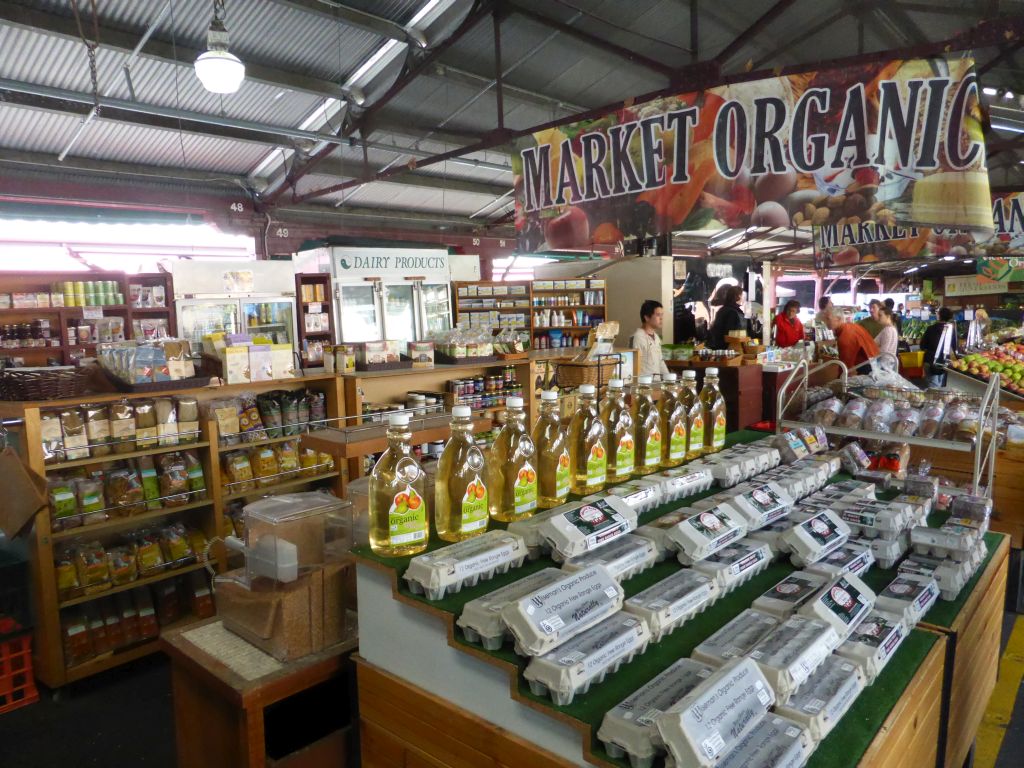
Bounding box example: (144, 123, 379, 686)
(0, 149, 253, 187)
(713, 0, 801, 67)
(428, 63, 586, 113)
(493, 11, 505, 130)
(266, 0, 416, 44)
(305, 159, 511, 197)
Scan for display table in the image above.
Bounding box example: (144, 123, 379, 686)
(161, 619, 359, 768)
(351, 431, 977, 768)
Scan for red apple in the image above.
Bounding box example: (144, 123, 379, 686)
(545, 206, 590, 248)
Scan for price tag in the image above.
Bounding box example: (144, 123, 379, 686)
(308, 302, 321, 313)
(82, 307, 104, 320)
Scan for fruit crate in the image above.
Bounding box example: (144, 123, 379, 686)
(0, 630, 38, 715)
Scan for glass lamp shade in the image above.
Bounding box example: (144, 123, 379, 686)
(194, 50, 245, 94)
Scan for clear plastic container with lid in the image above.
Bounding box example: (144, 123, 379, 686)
(369, 412, 429, 556)
(633, 375, 662, 475)
(435, 405, 490, 541)
(600, 378, 635, 483)
(569, 384, 607, 494)
(660, 372, 687, 468)
(489, 396, 539, 522)
(533, 389, 570, 509)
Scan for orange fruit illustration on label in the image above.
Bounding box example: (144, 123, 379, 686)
(527, 469, 536, 484)
(475, 484, 486, 499)
(558, 453, 570, 468)
(407, 493, 421, 510)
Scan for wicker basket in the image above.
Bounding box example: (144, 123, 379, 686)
(0, 367, 91, 401)
(554, 358, 620, 389)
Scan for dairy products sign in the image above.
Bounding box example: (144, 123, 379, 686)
(514, 57, 991, 253)
(331, 248, 450, 281)
(944, 274, 1009, 297)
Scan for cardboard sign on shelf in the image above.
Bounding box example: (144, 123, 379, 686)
(0, 447, 47, 538)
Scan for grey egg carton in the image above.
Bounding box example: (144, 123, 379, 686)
(669, 505, 749, 566)
(523, 613, 651, 707)
(654, 466, 716, 502)
(634, 510, 690, 561)
(898, 552, 970, 601)
(833, 501, 912, 539)
(798, 572, 876, 643)
(404, 531, 529, 601)
(910, 524, 978, 561)
(747, 615, 839, 703)
(854, 532, 909, 570)
(714, 714, 813, 768)
(726, 482, 795, 531)
(752, 571, 829, 620)
(874, 573, 940, 628)
(746, 520, 797, 555)
(598, 658, 715, 768)
(507, 500, 588, 559)
(806, 541, 875, 580)
(691, 538, 774, 594)
(835, 610, 908, 685)
(783, 510, 851, 568)
(457, 567, 565, 650)
(903, 474, 939, 500)
(624, 569, 720, 641)
(893, 493, 933, 523)
(561, 534, 659, 583)
(827, 479, 878, 499)
(588, 478, 664, 515)
(775, 655, 865, 744)
(691, 608, 781, 667)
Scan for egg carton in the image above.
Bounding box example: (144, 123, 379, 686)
(827, 480, 877, 499)
(910, 524, 977, 561)
(656, 658, 777, 768)
(599, 658, 715, 768)
(806, 541, 875, 580)
(404, 531, 529, 601)
(524, 613, 651, 706)
(893, 494, 933, 523)
(691, 539, 774, 594)
(836, 610, 908, 685)
(798, 572, 876, 643)
(797, 452, 842, 476)
(775, 655, 866, 743)
(853, 532, 909, 570)
(874, 573, 940, 628)
(782, 510, 851, 568)
(457, 568, 565, 650)
(834, 501, 912, 540)
(903, 474, 939, 501)
(534, 496, 638, 562)
(500, 564, 624, 657)
(774, 431, 810, 463)
(752, 571, 828, 620)
(746, 520, 797, 555)
(898, 552, 970, 601)
(726, 482, 794, 531)
(722, 442, 782, 473)
(692, 609, 781, 667)
(624, 569, 720, 641)
(714, 714, 814, 768)
(507, 501, 588, 559)
(587, 478, 664, 515)
(654, 466, 716, 502)
(632, 511, 689, 561)
(853, 469, 895, 490)
(668, 505, 749, 566)
(561, 534, 658, 583)
(748, 615, 839, 703)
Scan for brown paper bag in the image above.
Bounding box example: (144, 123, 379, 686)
(0, 446, 47, 538)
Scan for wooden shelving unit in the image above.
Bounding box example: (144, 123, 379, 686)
(295, 272, 335, 369)
(452, 280, 531, 336)
(1, 373, 346, 687)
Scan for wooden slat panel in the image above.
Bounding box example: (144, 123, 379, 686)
(360, 720, 405, 768)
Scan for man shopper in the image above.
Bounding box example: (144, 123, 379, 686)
(858, 299, 883, 337)
(630, 299, 670, 377)
(922, 307, 958, 387)
(814, 296, 833, 326)
(822, 307, 879, 372)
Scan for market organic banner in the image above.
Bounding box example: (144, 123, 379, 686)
(813, 191, 1024, 269)
(514, 57, 991, 253)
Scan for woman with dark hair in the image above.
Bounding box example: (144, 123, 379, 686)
(773, 300, 805, 347)
(708, 285, 746, 349)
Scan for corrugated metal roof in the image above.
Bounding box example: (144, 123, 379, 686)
(335, 0, 426, 26)
(296, 172, 502, 214)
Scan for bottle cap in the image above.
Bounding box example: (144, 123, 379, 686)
(608, 378, 624, 389)
(579, 384, 596, 394)
(389, 412, 411, 426)
(540, 389, 558, 401)
(682, 370, 697, 379)
(663, 373, 678, 382)
(638, 375, 653, 384)
(506, 396, 524, 409)
(451, 405, 471, 418)
(706, 367, 719, 375)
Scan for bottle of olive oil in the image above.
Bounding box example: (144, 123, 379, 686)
(569, 383, 606, 494)
(633, 375, 661, 476)
(532, 389, 570, 509)
(700, 367, 727, 454)
(369, 412, 429, 556)
(600, 378, 634, 483)
(435, 405, 489, 542)
(489, 397, 538, 522)
(680, 370, 701, 461)
(660, 372, 686, 468)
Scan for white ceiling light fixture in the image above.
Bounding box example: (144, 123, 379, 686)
(195, 0, 245, 95)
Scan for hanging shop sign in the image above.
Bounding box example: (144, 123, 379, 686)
(514, 57, 991, 253)
(330, 247, 450, 281)
(813, 191, 1024, 268)
(945, 274, 1009, 297)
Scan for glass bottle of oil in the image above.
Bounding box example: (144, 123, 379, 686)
(532, 389, 570, 509)
(369, 412, 429, 556)
(700, 367, 727, 454)
(660, 372, 686, 468)
(680, 370, 701, 461)
(600, 378, 634, 483)
(633, 375, 661, 476)
(569, 383, 606, 494)
(489, 397, 538, 522)
(435, 405, 489, 542)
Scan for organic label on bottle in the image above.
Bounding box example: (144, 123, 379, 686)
(616, 434, 634, 474)
(669, 421, 686, 460)
(645, 425, 662, 466)
(514, 462, 538, 514)
(555, 450, 571, 497)
(389, 485, 427, 545)
(713, 413, 726, 449)
(688, 413, 704, 453)
(461, 476, 489, 533)
(586, 442, 606, 486)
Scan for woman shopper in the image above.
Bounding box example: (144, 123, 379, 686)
(874, 305, 899, 359)
(773, 300, 805, 347)
(708, 285, 746, 349)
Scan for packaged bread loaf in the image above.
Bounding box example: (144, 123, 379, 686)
(109, 400, 137, 454)
(837, 400, 867, 428)
(299, 448, 319, 477)
(157, 452, 190, 506)
(251, 446, 280, 487)
(863, 400, 894, 433)
(938, 402, 968, 440)
(222, 451, 255, 494)
(159, 522, 194, 564)
(811, 398, 843, 426)
(55, 547, 81, 599)
(917, 402, 945, 439)
(274, 440, 300, 477)
(891, 406, 921, 437)
(59, 408, 90, 460)
(133, 530, 166, 575)
(175, 395, 199, 444)
(104, 467, 146, 516)
(134, 399, 158, 448)
(75, 542, 111, 594)
(106, 546, 138, 586)
(153, 397, 179, 446)
(208, 397, 241, 446)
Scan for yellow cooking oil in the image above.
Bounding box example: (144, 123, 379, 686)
(700, 367, 727, 454)
(633, 375, 662, 476)
(660, 372, 686, 468)
(435, 405, 490, 541)
(600, 378, 634, 483)
(532, 389, 570, 509)
(488, 396, 538, 522)
(568, 383, 607, 494)
(680, 370, 702, 461)
(369, 412, 429, 556)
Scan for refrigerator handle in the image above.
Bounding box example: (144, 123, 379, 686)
(412, 280, 426, 341)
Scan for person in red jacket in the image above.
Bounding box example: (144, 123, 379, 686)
(773, 300, 805, 347)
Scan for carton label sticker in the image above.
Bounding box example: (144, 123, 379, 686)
(461, 475, 489, 533)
